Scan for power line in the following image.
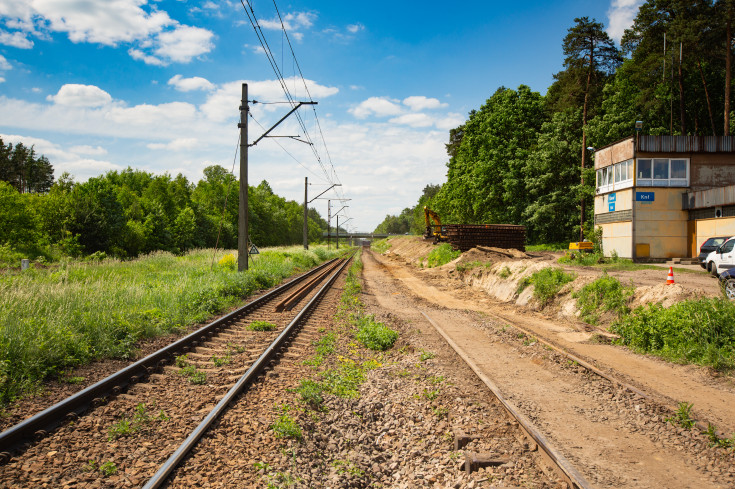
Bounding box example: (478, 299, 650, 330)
(239, 0, 341, 189)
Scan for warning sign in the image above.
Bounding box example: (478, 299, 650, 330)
(249, 244, 259, 255)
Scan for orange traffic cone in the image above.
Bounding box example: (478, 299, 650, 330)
(666, 266, 675, 285)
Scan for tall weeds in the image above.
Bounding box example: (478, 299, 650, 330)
(0, 246, 342, 404)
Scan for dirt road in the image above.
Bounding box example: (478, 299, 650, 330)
(362, 248, 735, 488)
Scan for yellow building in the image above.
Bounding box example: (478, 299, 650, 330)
(594, 136, 735, 260)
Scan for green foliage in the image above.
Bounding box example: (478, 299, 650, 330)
(248, 320, 277, 332)
(419, 350, 435, 362)
(271, 410, 303, 440)
(354, 315, 398, 351)
(517, 267, 575, 304)
(574, 273, 633, 324)
(666, 402, 696, 430)
(0, 138, 54, 194)
(611, 298, 735, 369)
(0, 165, 331, 262)
(99, 461, 117, 477)
(107, 402, 168, 441)
(498, 266, 511, 279)
(426, 243, 461, 268)
(371, 238, 391, 254)
(294, 379, 325, 410)
(374, 207, 414, 234)
(178, 364, 207, 384)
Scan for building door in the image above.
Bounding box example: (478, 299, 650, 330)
(687, 220, 696, 258)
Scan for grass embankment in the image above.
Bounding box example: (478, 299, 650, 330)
(424, 243, 460, 268)
(0, 246, 343, 404)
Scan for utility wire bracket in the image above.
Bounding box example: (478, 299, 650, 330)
(249, 101, 317, 147)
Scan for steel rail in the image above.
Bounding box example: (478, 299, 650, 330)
(142, 255, 353, 489)
(0, 258, 339, 458)
(485, 310, 730, 438)
(421, 311, 595, 489)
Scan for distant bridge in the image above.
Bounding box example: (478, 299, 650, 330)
(320, 232, 407, 240)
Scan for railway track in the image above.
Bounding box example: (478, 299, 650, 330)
(0, 255, 351, 487)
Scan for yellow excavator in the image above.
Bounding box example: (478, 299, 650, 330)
(424, 206, 448, 243)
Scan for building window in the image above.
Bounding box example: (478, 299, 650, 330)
(636, 158, 689, 187)
(597, 158, 634, 194)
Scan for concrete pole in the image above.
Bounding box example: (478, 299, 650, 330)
(336, 215, 339, 250)
(303, 177, 308, 250)
(238, 83, 249, 272)
(327, 200, 331, 250)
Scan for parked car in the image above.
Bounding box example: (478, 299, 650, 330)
(698, 236, 731, 269)
(705, 236, 735, 277)
(719, 268, 735, 300)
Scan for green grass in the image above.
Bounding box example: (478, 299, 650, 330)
(611, 298, 735, 370)
(354, 314, 398, 351)
(516, 267, 576, 304)
(247, 321, 277, 332)
(526, 243, 568, 251)
(574, 273, 633, 325)
(371, 238, 392, 254)
(0, 246, 342, 405)
(426, 243, 461, 268)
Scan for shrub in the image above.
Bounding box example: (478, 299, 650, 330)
(574, 273, 633, 324)
(611, 298, 735, 369)
(426, 243, 460, 268)
(517, 267, 575, 304)
(355, 315, 398, 351)
(247, 320, 276, 331)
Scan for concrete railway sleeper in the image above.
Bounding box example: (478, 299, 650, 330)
(0, 256, 348, 463)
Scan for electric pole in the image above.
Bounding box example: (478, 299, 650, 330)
(303, 177, 308, 250)
(238, 83, 249, 272)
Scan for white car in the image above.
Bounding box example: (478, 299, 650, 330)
(705, 237, 735, 276)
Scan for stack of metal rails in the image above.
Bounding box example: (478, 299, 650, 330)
(444, 224, 526, 252)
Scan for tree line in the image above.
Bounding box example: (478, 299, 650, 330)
(375, 0, 735, 244)
(0, 138, 54, 194)
(0, 156, 330, 260)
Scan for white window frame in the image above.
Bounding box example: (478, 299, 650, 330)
(635, 158, 689, 188)
(596, 158, 634, 195)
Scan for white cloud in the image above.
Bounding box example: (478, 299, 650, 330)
(0, 0, 215, 64)
(0, 54, 9, 70)
(402, 96, 447, 111)
(349, 97, 403, 119)
(260, 12, 315, 31)
(46, 84, 113, 107)
(0, 77, 4, 83)
(147, 138, 198, 150)
(154, 25, 214, 63)
(0, 29, 33, 48)
(14, 0, 172, 46)
(0, 133, 122, 180)
(346, 23, 364, 34)
(128, 48, 166, 66)
(168, 74, 214, 92)
(388, 113, 434, 128)
(69, 145, 107, 155)
(607, 0, 644, 43)
(435, 112, 465, 131)
(201, 78, 339, 122)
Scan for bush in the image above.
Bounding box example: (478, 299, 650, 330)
(355, 315, 398, 351)
(611, 298, 735, 369)
(517, 267, 575, 304)
(574, 273, 633, 324)
(426, 243, 460, 268)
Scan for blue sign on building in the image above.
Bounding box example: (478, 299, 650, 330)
(636, 192, 655, 202)
(608, 202, 615, 212)
(608, 193, 616, 203)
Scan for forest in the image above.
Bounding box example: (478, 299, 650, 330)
(0, 144, 330, 263)
(375, 0, 735, 244)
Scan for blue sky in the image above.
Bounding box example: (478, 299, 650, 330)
(0, 0, 643, 232)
